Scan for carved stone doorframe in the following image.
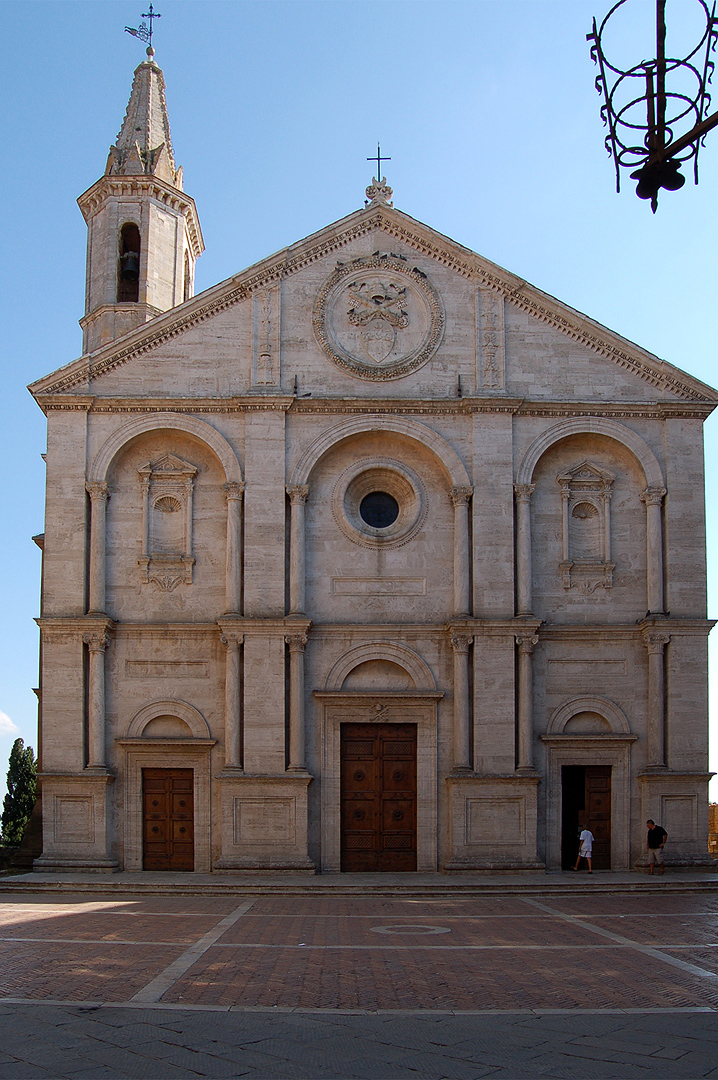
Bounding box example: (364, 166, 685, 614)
(315, 691, 442, 873)
(540, 735, 637, 871)
(116, 739, 215, 872)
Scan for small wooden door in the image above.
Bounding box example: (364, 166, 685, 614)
(585, 765, 611, 870)
(142, 768, 194, 871)
(340, 723, 417, 872)
(561, 764, 611, 870)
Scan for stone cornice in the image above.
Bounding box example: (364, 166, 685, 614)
(540, 618, 715, 641)
(77, 174, 204, 258)
(36, 615, 115, 636)
(30, 393, 716, 422)
(28, 203, 718, 404)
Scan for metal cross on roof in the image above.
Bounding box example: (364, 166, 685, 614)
(367, 142, 391, 178)
(125, 3, 162, 48)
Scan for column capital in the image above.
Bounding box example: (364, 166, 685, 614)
(640, 486, 667, 506)
(85, 481, 109, 502)
(642, 630, 670, 654)
(286, 485, 309, 504)
(450, 486, 473, 506)
(516, 634, 539, 655)
(223, 481, 245, 501)
(450, 633, 473, 654)
(286, 633, 308, 651)
(221, 632, 243, 649)
(514, 483, 535, 503)
(83, 631, 111, 652)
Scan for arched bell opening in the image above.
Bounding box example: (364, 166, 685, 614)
(117, 222, 141, 303)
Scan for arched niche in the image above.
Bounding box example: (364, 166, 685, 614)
(516, 416, 664, 489)
(289, 414, 470, 489)
(89, 413, 243, 486)
(125, 699, 212, 740)
(546, 696, 631, 736)
(324, 642, 436, 692)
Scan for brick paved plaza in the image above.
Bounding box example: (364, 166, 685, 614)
(0, 877, 717, 1077)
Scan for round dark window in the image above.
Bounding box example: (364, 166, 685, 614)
(359, 491, 399, 529)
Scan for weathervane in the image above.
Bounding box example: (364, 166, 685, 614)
(588, 0, 718, 211)
(125, 4, 162, 50)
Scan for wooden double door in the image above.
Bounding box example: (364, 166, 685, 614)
(561, 765, 611, 870)
(142, 768, 194, 871)
(340, 723, 417, 872)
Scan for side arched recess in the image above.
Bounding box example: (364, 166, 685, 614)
(547, 696, 631, 736)
(125, 699, 212, 740)
(89, 412, 243, 485)
(324, 642, 437, 692)
(516, 416, 664, 488)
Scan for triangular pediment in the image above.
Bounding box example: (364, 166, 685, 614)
(138, 452, 197, 478)
(28, 202, 718, 405)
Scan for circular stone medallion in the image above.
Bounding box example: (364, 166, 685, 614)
(313, 254, 445, 380)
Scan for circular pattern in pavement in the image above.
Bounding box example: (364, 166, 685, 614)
(370, 924, 452, 935)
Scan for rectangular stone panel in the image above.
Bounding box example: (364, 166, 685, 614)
(126, 660, 209, 678)
(661, 794, 697, 842)
(547, 659, 627, 683)
(331, 578, 426, 596)
(54, 796, 94, 843)
(234, 798, 296, 845)
(466, 797, 526, 846)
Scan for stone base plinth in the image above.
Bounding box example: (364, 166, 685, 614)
(638, 771, 715, 867)
(444, 773, 544, 871)
(214, 772, 315, 872)
(36, 772, 117, 872)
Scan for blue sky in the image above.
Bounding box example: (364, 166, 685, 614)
(1, 0, 717, 802)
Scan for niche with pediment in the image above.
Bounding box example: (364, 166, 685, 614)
(138, 453, 197, 591)
(557, 461, 615, 593)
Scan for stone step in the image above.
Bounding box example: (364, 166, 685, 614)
(1, 869, 716, 897)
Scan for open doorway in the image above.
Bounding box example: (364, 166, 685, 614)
(561, 765, 611, 869)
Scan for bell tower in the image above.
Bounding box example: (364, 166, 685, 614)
(78, 46, 204, 355)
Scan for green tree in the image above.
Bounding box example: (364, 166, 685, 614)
(1, 739, 37, 845)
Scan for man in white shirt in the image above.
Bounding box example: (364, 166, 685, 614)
(573, 826, 594, 873)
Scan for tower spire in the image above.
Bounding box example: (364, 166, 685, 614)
(106, 48, 179, 187)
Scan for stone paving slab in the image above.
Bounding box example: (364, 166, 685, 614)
(1, 1006, 718, 1078)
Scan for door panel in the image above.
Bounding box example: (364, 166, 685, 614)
(142, 768, 194, 871)
(341, 723, 417, 872)
(586, 766, 611, 870)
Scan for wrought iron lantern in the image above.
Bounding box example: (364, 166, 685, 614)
(588, 0, 718, 211)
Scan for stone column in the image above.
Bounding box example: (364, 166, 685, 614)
(516, 634, 539, 771)
(83, 631, 110, 769)
(640, 486, 667, 615)
(86, 482, 109, 614)
(224, 482, 245, 614)
(514, 484, 535, 616)
(286, 486, 309, 616)
(221, 632, 243, 769)
(451, 487, 473, 616)
(643, 630, 670, 767)
(286, 633, 308, 771)
(451, 634, 473, 771)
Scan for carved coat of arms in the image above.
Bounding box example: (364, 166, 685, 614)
(313, 253, 444, 381)
(346, 280, 409, 364)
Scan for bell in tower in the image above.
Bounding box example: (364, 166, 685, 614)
(77, 46, 204, 355)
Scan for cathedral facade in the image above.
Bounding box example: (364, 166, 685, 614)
(30, 50, 716, 875)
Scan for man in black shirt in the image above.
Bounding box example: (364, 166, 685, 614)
(646, 819, 668, 874)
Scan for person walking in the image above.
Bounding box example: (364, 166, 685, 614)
(646, 819, 667, 874)
(573, 824, 594, 873)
